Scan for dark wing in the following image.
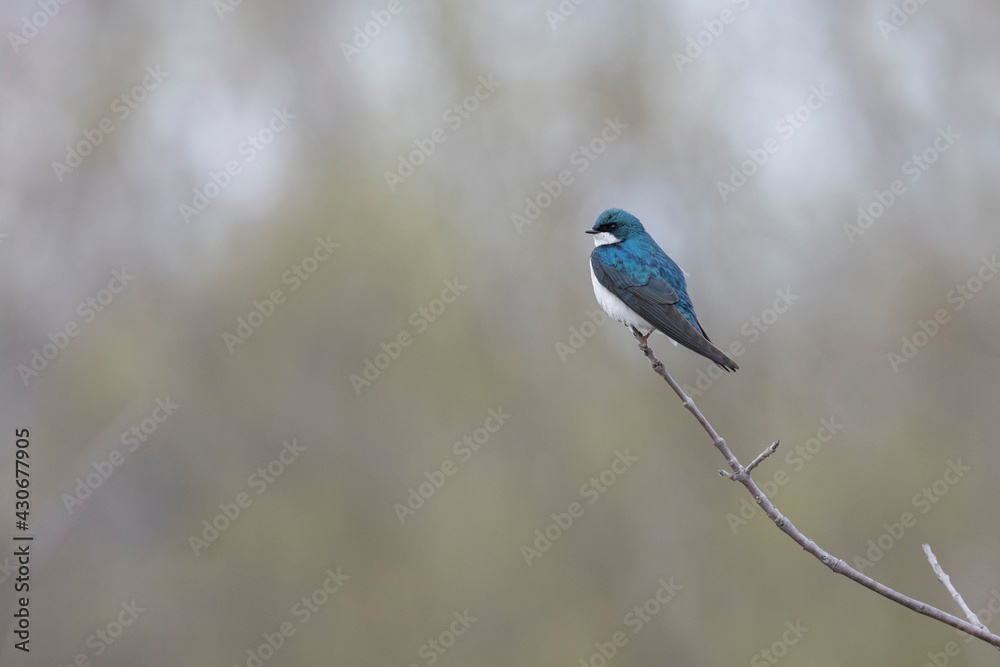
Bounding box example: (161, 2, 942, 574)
(592, 260, 739, 371)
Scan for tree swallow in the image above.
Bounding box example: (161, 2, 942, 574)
(587, 208, 739, 371)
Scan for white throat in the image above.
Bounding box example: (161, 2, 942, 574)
(591, 232, 621, 247)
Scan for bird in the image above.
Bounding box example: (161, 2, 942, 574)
(587, 208, 738, 371)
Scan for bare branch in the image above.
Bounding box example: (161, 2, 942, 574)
(922, 543, 996, 648)
(630, 327, 1000, 650)
(746, 441, 780, 474)
(719, 442, 778, 480)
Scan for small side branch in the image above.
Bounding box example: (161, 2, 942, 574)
(746, 441, 780, 474)
(719, 442, 779, 480)
(630, 328, 1000, 650)
(922, 543, 995, 647)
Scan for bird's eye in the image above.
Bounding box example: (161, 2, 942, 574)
(608, 223, 618, 231)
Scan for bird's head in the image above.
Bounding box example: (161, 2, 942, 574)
(585, 208, 645, 246)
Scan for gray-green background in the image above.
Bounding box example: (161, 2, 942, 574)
(2, 0, 1000, 665)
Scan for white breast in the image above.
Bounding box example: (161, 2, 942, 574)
(590, 262, 655, 335)
(589, 262, 679, 345)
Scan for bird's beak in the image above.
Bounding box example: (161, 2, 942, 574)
(584, 229, 598, 235)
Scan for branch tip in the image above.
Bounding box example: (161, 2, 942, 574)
(746, 440, 780, 474)
(923, 543, 995, 645)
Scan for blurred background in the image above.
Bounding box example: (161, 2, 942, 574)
(2, 0, 1000, 664)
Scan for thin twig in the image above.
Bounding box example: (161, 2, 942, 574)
(719, 440, 778, 482)
(630, 327, 1000, 650)
(922, 543, 996, 648)
(719, 441, 778, 479)
(746, 441, 780, 474)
